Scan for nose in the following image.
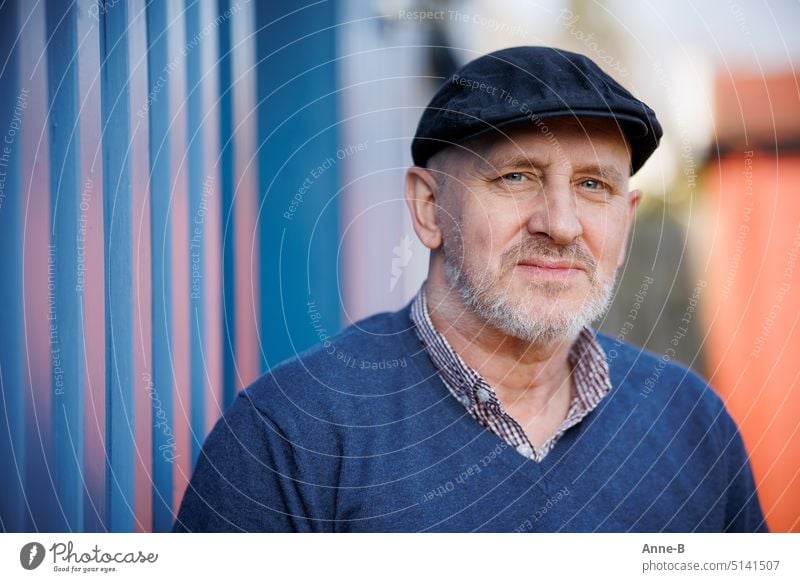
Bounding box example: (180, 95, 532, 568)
(525, 179, 583, 244)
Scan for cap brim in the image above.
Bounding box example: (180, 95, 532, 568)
(416, 109, 656, 174)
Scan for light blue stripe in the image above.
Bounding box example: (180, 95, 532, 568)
(185, 0, 207, 468)
(145, 0, 175, 533)
(100, 0, 135, 533)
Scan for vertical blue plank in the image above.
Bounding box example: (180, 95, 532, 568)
(0, 0, 26, 533)
(256, 1, 341, 368)
(218, 0, 236, 409)
(185, 0, 206, 467)
(100, 0, 135, 532)
(45, 0, 85, 532)
(76, 0, 109, 534)
(144, 0, 174, 533)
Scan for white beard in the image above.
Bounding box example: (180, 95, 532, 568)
(441, 232, 614, 345)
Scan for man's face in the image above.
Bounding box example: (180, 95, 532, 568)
(431, 116, 638, 344)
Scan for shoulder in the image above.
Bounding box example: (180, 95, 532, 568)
(236, 304, 418, 429)
(595, 331, 710, 391)
(594, 332, 754, 478)
(261, 305, 414, 385)
(594, 331, 729, 427)
(277, 305, 413, 372)
(594, 333, 765, 532)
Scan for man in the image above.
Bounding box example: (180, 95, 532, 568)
(174, 46, 766, 532)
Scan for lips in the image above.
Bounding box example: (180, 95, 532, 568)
(516, 258, 586, 271)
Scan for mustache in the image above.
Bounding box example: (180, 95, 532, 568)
(501, 237, 597, 276)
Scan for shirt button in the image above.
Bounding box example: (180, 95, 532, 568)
(476, 387, 492, 403)
(457, 394, 471, 408)
(516, 443, 534, 458)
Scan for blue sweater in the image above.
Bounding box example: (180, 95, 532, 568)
(173, 302, 767, 532)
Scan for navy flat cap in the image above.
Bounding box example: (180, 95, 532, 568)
(411, 46, 662, 174)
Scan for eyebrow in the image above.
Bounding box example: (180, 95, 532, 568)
(474, 153, 543, 174)
(571, 163, 627, 186)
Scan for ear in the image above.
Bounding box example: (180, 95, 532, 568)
(404, 166, 443, 250)
(617, 188, 642, 267)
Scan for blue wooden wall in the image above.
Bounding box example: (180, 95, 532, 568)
(256, 0, 340, 368)
(0, 0, 341, 533)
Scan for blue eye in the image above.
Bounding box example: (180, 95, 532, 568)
(502, 172, 526, 182)
(580, 179, 604, 190)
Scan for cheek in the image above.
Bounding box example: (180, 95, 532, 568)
(461, 208, 519, 269)
(582, 211, 629, 271)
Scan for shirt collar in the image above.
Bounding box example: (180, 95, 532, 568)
(408, 282, 612, 459)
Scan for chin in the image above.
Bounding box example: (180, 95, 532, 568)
(513, 274, 585, 296)
(500, 289, 610, 341)
(495, 316, 582, 345)
(471, 294, 583, 344)
(510, 283, 588, 311)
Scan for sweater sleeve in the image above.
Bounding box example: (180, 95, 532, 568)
(172, 392, 335, 532)
(719, 411, 769, 532)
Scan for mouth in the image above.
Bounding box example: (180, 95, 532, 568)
(515, 258, 586, 280)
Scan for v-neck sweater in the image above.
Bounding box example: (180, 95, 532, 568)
(174, 300, 766, 532)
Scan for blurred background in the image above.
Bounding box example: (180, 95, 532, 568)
(0, 0, 798, 532)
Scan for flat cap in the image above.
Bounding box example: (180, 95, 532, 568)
(411, 46, 662, 174)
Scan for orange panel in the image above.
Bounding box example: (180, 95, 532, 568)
(704, 150, 800, 532)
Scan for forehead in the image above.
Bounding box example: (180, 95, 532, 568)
(463, 116, 632, 170)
